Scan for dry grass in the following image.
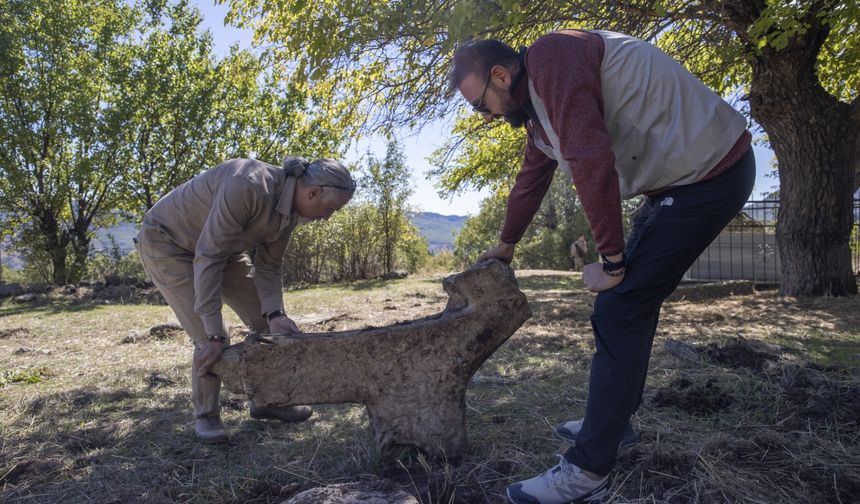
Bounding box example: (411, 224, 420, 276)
(0, 271, 858, 503)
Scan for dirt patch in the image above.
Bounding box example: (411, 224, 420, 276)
(121, 323, 186, 344)
(146, 372, 175, 389)
(0, 459, 63, 486)
(220, 396, 247, 412)
(0, 327, 30, 339)
(663, 337, 782, 370)
(652, 377, 734, 415)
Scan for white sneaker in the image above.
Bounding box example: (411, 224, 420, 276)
(506, 455, 608, 504)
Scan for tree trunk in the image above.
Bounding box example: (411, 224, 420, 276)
(69, 238, 90, 284)
(38, 213, 69, 285)
(50, 240, 68, 285)
(747, 17, 858, 296)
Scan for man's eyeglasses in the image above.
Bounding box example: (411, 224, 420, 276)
(471, 68, 492, 115)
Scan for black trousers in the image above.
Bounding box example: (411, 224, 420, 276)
(565, 148, 756, 476)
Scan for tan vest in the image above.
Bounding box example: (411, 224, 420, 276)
(528, 30, 747, 199)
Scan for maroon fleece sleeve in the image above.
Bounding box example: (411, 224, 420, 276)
(500, 133, 558, 244)
(527, 32, 625, 255)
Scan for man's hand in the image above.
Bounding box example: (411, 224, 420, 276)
(196, 340, 225, 377)
(269, 315, 302, 335)
(477, 242, 516, 265)
(583, 262, 625, 292)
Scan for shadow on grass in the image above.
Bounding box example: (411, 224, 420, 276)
(518, 275, 584, 292)
(0, 300, 107, 318)
(0, 368, 384, 504)
(1, 383, 195, 503)
(734, 294, 860, 336)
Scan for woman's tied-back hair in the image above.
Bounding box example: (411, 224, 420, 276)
(282, 156, 356, 197)
(448, 39, 520, 91)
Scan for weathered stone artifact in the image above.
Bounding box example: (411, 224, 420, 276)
(214, 259, 531, 457)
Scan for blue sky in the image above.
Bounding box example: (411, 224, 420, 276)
(191, 0, 778, 216)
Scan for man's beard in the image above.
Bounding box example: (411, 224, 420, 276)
(500, 95, 528, 129)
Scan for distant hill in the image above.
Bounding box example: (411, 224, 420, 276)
(410, 212, 468, 253)
(2, 213, 468, 270)
(94, 215, 469, 254)
(0, 222, 139, 270)
(92, 222, 138, 256)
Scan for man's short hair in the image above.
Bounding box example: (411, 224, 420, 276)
(448, 39, 520, 91)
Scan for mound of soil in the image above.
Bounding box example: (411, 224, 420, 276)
(664, 337, 781, 371)
(652, 377, 734, 415)
(704, 339, 778, 370)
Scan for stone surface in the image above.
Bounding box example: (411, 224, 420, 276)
(23, 282, 53, 294)
(214, 259, 531, 458)
(664, 339, 700, 362)
(283, 484, 418, 504)
(149, 322, 185, 339)
(0, 283, 24, 299)
(382, 271, 408, 280)
(14, 293, 40, 303)
(294, 312, 347, 325)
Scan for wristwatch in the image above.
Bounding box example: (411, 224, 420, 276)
(600, 253, 626, 277)
(206, 334, 227, 343)
(266, 309, 286, 322)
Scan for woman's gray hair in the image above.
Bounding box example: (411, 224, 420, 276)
(282, 156, 356, 196)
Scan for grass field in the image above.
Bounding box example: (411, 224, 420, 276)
(1, 271, 859, 503)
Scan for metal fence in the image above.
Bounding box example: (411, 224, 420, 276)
(685, 197, 860, 284)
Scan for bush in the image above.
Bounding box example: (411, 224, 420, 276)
(84, 234, 147, 284)
(85, 251, 147, 284)
(420, 250, 458, 275)
(455, 176, 639, 270)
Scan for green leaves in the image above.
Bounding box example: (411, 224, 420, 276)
(0, 0, 137, 283)
(748, 2, 812, 52)
(0, 0, 349, 282)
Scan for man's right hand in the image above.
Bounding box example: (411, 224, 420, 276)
(269, 315, 302, 335)
(476, 242, 516, 265)
(196, 340, 225, 377)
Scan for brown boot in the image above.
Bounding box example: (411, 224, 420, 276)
(195, 416, 228, 443)
(249, 404, 313, 423)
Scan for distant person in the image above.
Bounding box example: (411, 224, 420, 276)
(450, 29, 754, 504)
(136, 157, 355, 443)
(571, 234, 588, 271)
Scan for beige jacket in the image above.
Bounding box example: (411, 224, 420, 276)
(141, 158, 300, 337)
